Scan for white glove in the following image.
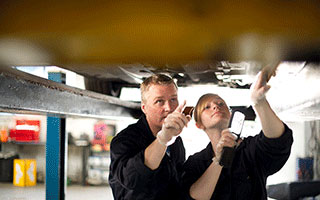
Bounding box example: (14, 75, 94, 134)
(157, 130, 177, 146)
(250, 71, 271, 106)
(157, 101, 191, 146)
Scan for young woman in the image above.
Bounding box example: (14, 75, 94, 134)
(182, 71, 293, 200)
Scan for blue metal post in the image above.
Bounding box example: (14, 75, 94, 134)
(46, 72, 67, 200)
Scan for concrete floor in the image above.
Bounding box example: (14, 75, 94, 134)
(2, 182, 320, 200)
(0, 183, 113, 200)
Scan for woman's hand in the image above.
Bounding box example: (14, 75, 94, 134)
(250, 71, 271, 106)
(213, 129, 237, 161)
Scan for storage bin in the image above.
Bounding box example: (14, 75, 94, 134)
(0, 152, 19, 182)
(13, 159, 37, 187)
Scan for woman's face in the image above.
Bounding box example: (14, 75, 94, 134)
(198, 95, 231, 130)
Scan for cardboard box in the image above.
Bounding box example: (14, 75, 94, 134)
(13, 159, 37, 187)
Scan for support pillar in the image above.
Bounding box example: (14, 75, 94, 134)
(46, 72, 67, 200)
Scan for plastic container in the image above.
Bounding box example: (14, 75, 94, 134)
(0, 152, 19, 182)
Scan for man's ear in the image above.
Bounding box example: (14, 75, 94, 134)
(141, 102, 146, 114)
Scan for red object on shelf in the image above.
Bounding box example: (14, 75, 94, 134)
(91, 122, 109, 151)
(92, 122, 107, 146)
(10, 120, 40, 142)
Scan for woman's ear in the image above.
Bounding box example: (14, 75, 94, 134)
(195, 122, 204, 130)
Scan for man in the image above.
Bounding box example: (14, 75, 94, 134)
(109, 74, 191, 200)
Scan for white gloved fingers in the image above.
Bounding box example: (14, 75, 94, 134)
(164, 120, 182, 130)
(175, 100, 186, 113)
(167, 111, 190, 128)
(250, 71, 271, 105)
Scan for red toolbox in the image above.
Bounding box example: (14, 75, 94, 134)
(10, 120, 40, 142)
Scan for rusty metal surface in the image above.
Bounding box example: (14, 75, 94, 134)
(0, 67, 141, 118)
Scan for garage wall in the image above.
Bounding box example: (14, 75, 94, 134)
(267, 120, 320, 185)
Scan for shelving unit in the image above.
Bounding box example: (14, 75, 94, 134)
(1, 141, 46, 146)
(0, 67, 140, 200)
(0, 141, 91, 185)
(87, 150, 111, 185)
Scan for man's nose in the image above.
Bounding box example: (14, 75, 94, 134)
(164, 101, 174, 111)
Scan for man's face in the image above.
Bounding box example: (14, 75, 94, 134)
(141, 83, 178, 133)
(198, 96, 231, 130)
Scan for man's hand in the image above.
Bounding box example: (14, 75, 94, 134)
(157, 101, 191, 146)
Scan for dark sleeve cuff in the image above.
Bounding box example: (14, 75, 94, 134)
(133, 150, 158, 178)
(255, 122, 294, 175)
(260, 123, 293, 152)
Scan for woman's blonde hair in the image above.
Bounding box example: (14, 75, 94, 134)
(194, 93, 220, 126)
